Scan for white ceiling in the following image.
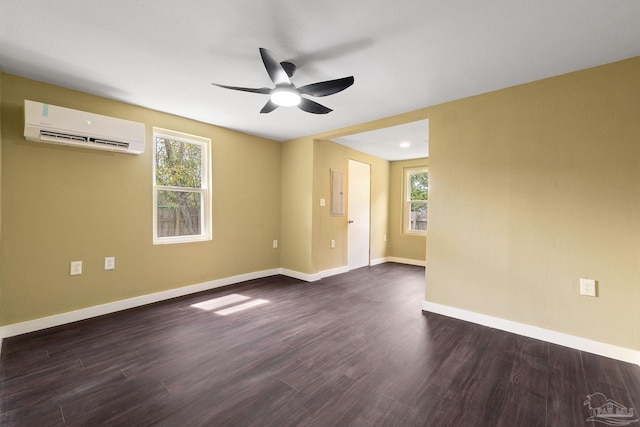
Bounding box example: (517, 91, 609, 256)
(332, 120, 428, 161)
(1, 1, 639, 159)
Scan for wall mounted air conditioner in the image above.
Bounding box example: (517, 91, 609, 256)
(24, 100, 145, 154)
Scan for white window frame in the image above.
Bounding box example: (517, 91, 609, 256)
(152, 127, 212, 245)
(404, 166, 428, 235)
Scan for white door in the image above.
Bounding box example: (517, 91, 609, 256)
(348, 159, 371, 270)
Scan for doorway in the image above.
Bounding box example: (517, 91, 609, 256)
(347, 159, 371, 270)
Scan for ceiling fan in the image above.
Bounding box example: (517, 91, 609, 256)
(212, 48, 354, 114)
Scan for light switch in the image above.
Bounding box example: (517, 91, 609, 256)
(70, 261, 82, 275)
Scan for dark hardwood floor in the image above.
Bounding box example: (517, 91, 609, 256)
(1, 263, 639, 426)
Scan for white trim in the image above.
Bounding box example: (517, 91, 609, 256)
(370, 257, 388, 266)
(0, 269, 279, 339)
(404, 166, 428, 235)
(279, 268, 321, 282)
(422, 301, 640, 366)
(152, 128, 212, 245)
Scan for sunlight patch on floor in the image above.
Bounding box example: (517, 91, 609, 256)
(190, 294, 250, 311)
(191, 293, 269, 315)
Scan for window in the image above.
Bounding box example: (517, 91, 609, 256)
(153, 128, 211, 244)
(404, 167, 428, 234)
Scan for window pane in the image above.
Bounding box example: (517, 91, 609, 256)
(409, 171, 428, 201)
(409, 202, 428, 231)
(157, 190, 202, 237)
(404, 168, 428, 234)
(155, 138, 202, 188)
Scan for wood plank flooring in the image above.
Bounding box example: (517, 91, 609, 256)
(1, 263, 639, 426)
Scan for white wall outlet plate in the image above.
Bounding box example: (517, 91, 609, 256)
(104, 256, 115, 270)
(580, 278, 596, 297)
(70, 261, 82, 275)
(272, 240, 278, 249)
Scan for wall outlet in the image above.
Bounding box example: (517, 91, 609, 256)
(272, 240, 278, 249)
(104, 256, 115, 270)
(70, 261, 82, 276)
(383, 234, 387, 242)
(330, 239, 336, 248)
(580, 278, 596, 297)
(320, 198, 326, 207)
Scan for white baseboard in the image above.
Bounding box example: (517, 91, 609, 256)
(422, 301, 640, 366)
(370, 258, 387, 266)
(279, 268, 321, 282)
(1, 268, 282, 339)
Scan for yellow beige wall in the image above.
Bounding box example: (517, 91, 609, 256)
(0, 72, 4, 327)
(280, 137, 314, 274)
(312, 139, 389, 272)
(426, 57, 640, 350)
(388, 158, 428, 262)
(0, 73, 282, 325)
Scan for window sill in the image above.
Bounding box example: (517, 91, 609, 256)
(153, 235, 211, 245)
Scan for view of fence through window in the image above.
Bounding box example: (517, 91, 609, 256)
(155, 137, 203, 238)
(408, 169, 428, 232)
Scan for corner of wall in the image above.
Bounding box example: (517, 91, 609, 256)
(280, 137, 315, 274)
(311, 139, 392, 272)
(387, 158, 428, 262)
(0, 69, 4, 333)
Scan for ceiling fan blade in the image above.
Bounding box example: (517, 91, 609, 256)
(298, 76, 354, 97)
(259, 48, 291, 86)
(260, 100, 279, 114)
(298, 98, 332, 114)
(211, 83, 271, 94)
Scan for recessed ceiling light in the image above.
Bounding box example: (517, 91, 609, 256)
(400, 142, 411, 148)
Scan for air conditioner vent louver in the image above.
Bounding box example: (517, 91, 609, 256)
(24, 100, 145, 154)
(90, 138, 129, 149)
(40, 130, 88, 143)
(40, 131, 130, 150)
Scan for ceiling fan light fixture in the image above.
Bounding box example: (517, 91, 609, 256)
(270, 87, 301, 106)
(211, 48, 351, 114)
